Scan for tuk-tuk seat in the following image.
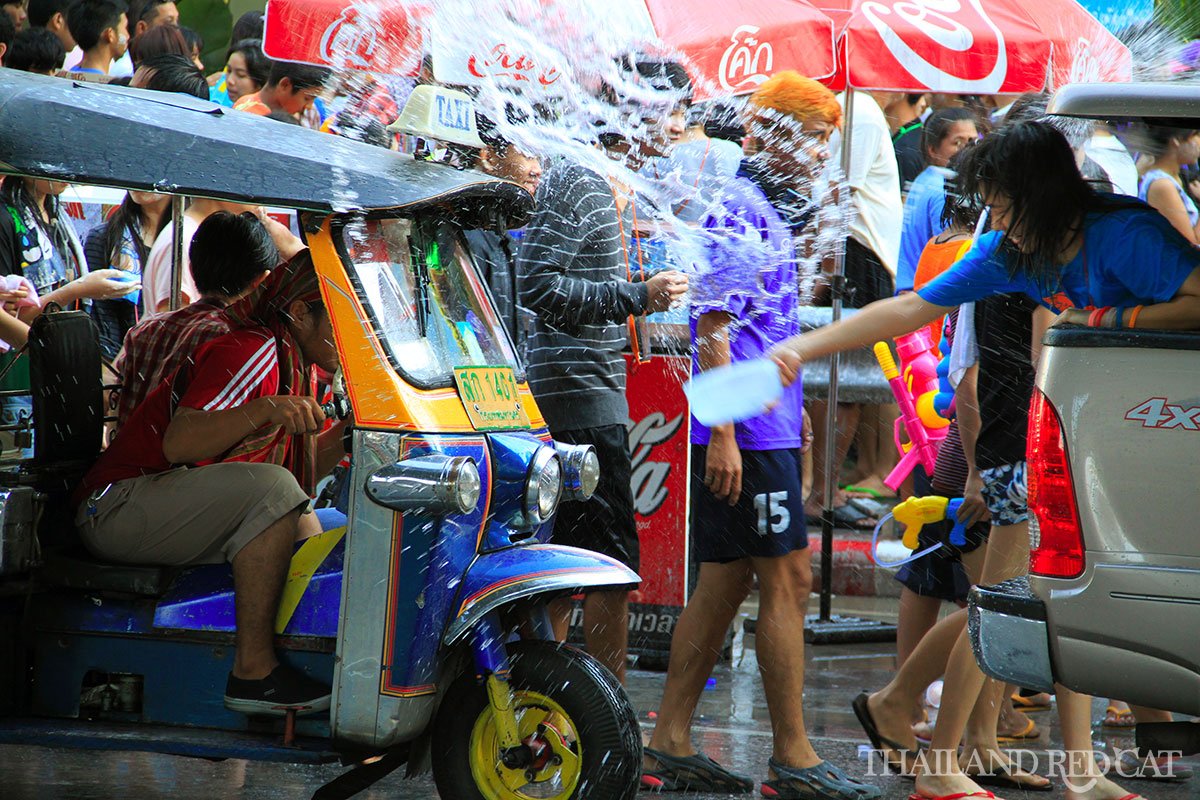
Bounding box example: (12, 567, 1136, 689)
(37, 548, 178, 596)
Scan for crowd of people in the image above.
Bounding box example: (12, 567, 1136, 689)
(3, 8, 1200, 798)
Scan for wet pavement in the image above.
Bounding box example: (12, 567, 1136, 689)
(1, 597, 1196, 799)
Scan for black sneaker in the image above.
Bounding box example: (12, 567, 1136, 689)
(224, 665, 332, 716)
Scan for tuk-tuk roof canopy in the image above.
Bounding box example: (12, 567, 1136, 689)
(1048, 82, 1200, 127)
(0, 68, 532, 225)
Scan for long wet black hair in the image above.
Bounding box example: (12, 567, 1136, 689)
(101, 193, 169, 274)
(940, 146, 983, 233)
(959, 121, 1138, 290)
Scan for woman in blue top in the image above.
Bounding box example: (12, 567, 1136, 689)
(895, 107, 980, 293)
(775, 121, 1200, 373)
(1137, 124, 1200, 244)
(772, 120, 1196, 800)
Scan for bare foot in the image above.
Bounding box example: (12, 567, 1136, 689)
(1102, 700, 1137, 728)
(845, 475, 897, 499)
(960, 746, 1052, 790)
(914, 752, 1002, 800)
(1011, 691, 1053, 710)
(997, 708, 1042, 740)
(867, 691, 923, 773)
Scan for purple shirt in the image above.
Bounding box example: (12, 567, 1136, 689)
(689, 176, 804, 450)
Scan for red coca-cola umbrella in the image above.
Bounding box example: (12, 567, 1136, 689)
(262, 0, 837, 98)
(638, 0, 836, 96)
(815, 0, 1131, 92)
(263, 0, 430, 76)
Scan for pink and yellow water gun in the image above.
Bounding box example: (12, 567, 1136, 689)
(874, 329, 950, 491)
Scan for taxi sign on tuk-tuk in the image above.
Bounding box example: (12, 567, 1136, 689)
(453, 365, 530, 430)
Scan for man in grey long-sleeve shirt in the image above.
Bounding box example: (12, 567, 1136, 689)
(518, 126, 687, 683)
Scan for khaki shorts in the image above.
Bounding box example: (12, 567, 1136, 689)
(77, 463, 311, 566)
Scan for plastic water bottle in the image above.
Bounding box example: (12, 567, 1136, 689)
(925, 679, 944, 709)
(684, 358, 783, 427)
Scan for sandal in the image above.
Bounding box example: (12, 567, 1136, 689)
(846, 496, 891, 519)
(1114, 750, 1194, 782)
(908, 793, 995, 800)
(1102, 704, 1137, 728)
(762, 758, 882, 800)
(996, 716, 1042, 743)
(641, 747, 754, 793)
(852, 692, 923, 776)
(966, 763, 1055, 792)
(805, 504, 878, 531)
(834, 504, 879, 531)
(842, 483, 895, 500)
(1011, 691, 1052, 712)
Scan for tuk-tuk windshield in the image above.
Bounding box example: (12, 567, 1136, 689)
(342, 217, 521, 388)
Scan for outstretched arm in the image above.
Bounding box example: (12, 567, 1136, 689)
(770, 292, 952, 384)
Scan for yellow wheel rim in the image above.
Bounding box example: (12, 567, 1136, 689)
(468, 689, 583, 799)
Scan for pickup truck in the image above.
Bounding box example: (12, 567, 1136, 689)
(968, 81, 1200, 758)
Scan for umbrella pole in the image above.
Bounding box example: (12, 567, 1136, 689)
(817, 86, 855, 624)
(806, 87, 896, 645)
(169, 195, 185, 312)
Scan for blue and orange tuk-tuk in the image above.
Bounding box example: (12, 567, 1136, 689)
(0, 69, 642, 799)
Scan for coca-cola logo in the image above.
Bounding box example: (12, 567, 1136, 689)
(859, 0, 1007, 93)
(627, 411, 683, 517)
(319, 4, 382, 69)
(1067, 37, 1101, 85)
(718, 25, 774, 92)
(467, 43, 561, 86)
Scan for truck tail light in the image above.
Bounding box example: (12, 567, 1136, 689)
(1027, 389, 1085, 579)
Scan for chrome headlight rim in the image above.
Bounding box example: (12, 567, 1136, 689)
(556, 443, 600, 501)
(523, 446, 563, 525)
(446, 456, 482, 515)
(365, 454, 481, 516)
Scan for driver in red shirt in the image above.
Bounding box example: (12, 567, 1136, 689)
(75, 246, 346, 716)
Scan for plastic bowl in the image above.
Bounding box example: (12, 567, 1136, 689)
(684, 358, 783, 427)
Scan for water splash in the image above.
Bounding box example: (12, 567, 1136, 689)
(303, 0, 848, 390)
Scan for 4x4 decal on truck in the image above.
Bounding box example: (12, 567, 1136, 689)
(1125, 398, 1200, 430)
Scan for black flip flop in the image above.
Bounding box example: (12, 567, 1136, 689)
(846, 496, 891, 519)
(968, 764, 1055, 792)
(641, 747, 754, 794)
(851, 692, 922, 777)
(807, 505, 878, 531)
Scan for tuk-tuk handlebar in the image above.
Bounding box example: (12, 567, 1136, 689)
(322, 396, 352, 421)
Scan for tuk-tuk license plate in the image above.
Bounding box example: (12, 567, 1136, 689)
(454, 366, 531, 431)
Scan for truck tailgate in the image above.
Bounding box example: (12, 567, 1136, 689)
(1034, 327, 1200, 712)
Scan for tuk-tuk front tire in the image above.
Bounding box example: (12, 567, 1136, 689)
(430, 640, 641, 800)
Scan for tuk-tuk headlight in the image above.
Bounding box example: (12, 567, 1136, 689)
(524, 447, 562, 525)
(366, 455, 480, 516)
(555, 443, 600, 501)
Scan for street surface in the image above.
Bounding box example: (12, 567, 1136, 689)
(2, 597, 1195, 799)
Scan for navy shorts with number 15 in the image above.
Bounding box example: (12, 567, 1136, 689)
(690, 445, 808, 564)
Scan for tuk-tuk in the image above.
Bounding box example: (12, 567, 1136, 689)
(0, 69, 643, 800)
